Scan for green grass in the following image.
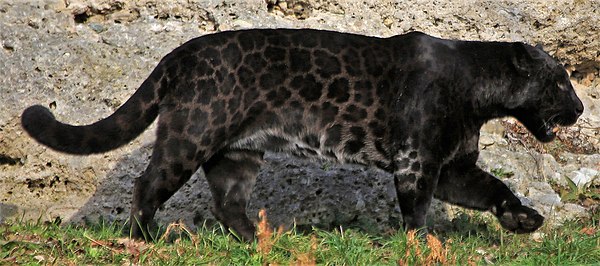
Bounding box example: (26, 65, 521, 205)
(1, 209, 598, 265)
(490, 167, 514, 179)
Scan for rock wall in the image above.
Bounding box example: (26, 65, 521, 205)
(1, 0, 598, 233)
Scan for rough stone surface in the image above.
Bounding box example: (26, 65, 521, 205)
(1, 0, 599, 233)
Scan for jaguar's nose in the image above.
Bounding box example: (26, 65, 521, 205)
(575, 105, 584, 116)
(572, 91, 584, 116)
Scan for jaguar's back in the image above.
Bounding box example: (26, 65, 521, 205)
(23, 29, 578, 241)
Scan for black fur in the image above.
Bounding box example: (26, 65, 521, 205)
(22, 29, 583, 241)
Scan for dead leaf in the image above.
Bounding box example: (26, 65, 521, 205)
(580, 227, 596, 236)
(256, 209, 274, 255)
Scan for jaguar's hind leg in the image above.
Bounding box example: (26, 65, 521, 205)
(203, 150, 264, 241)
(130, 129, 203, 239)
(130, 159, 200, 239)
(131, 160, 202, 239)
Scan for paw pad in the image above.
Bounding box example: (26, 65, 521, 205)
(498, 205, 544, 233)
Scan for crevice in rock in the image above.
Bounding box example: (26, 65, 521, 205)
(570, 61, 600, 86)
(73, 12, 90, 23)
(0, 154, 21, 166)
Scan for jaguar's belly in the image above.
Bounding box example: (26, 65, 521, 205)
(226, 127, 385, 166)
(228, 128, 336, 159)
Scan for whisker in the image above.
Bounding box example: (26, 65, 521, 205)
(536, 113, 560, 132)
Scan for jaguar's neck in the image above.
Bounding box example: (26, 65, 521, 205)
(469, 77, 514, 121)
(456, 42, 519, 123)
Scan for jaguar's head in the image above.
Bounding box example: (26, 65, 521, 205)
(505, 43, 584, 143)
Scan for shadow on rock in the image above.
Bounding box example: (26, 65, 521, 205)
(69, 147, 456, 236)
(0, 203, 19, 222)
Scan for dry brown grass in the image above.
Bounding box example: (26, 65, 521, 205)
(292, 234, 318, 266)
(256, 209, 316, 265)
(256, 209, 275, 255)
(398, 231, 456, 266)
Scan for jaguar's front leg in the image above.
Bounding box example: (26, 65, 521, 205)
(393, 153, 441, 232)
(435, 152, 544, 233)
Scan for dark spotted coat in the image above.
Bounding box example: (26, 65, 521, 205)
(22, 29, 584, 240)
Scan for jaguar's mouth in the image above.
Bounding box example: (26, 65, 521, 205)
(538, 120, 560, 142)
(536, 113, 578, 143)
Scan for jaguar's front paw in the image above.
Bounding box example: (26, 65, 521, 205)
(496, 204, 544, 233)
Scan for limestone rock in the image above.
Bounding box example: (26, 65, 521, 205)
(1, 0, 598, 233)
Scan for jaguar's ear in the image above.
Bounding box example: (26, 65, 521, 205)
(511, 42, 536, 74)
(535, 43, 544, 50)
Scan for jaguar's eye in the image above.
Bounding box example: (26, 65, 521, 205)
(556, 81, 566, 91)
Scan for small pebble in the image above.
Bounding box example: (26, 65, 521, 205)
(88, 23, 105, 33)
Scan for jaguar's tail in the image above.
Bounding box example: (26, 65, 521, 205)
(21, 66, 166, 155)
